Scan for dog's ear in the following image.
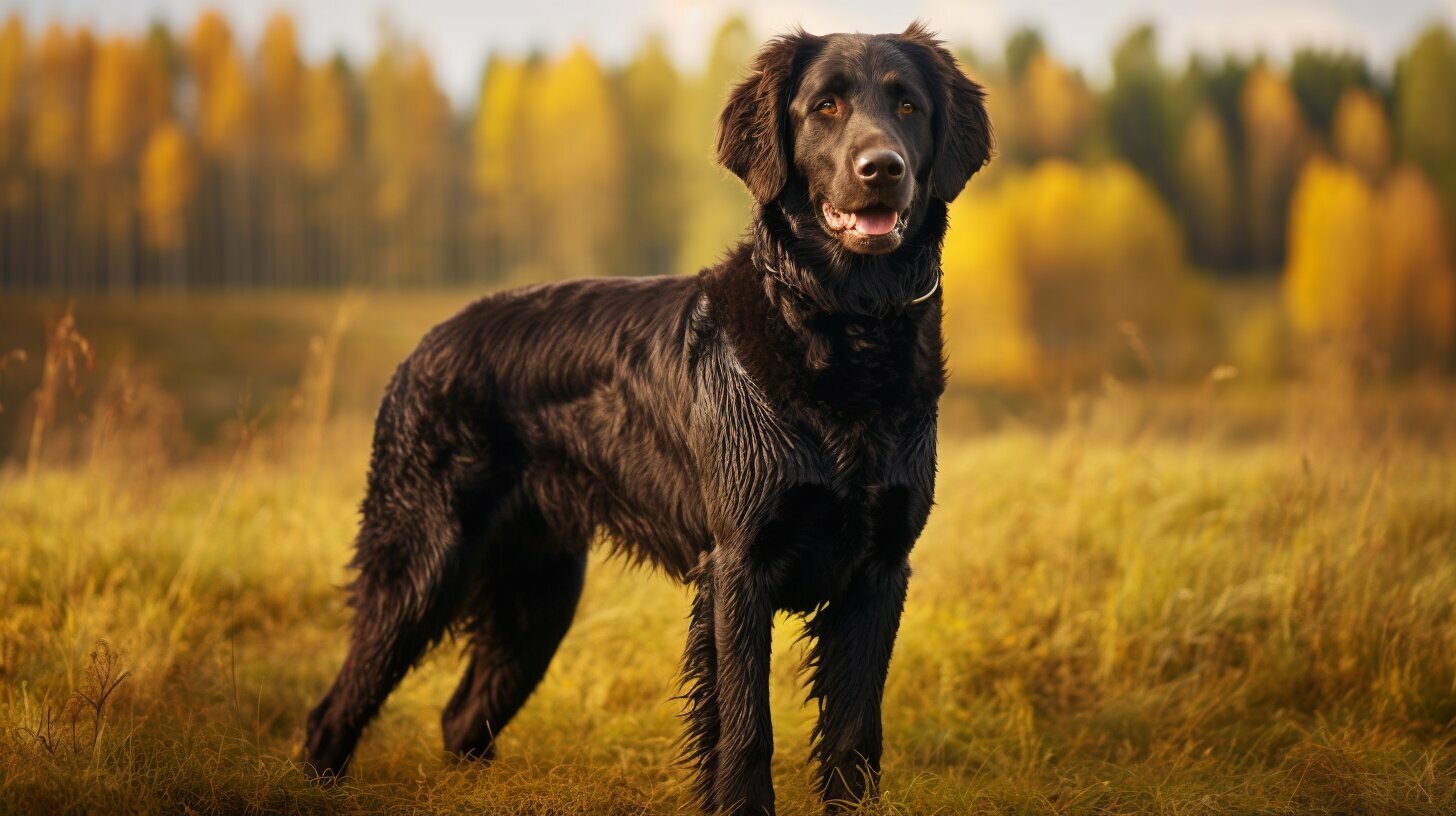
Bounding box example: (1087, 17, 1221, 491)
(899, 22, 993, 202)
(716, 30, 819, 203)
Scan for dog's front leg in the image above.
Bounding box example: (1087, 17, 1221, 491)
(708, 544, 776, 815)
(680, 553, 721, 811)
(804, 560, 911, 811)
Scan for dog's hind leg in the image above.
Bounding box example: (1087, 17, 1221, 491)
(304, 502, 468, 779)
(305, 373, 490, 780)
(304, 480, 475, 779)
(441, 508, 587, 760)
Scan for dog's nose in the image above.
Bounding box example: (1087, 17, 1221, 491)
(855, 149, 905, 187)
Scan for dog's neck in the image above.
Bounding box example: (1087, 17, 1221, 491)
(703, 200, 947, 414)
(751, 199, 946, 322)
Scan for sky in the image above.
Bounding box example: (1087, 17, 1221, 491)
(7, 0, 1456, 103)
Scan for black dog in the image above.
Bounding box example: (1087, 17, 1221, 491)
(305, 23, 991, 815)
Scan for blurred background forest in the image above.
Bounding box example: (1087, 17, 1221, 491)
(0, 9, 1453, 397)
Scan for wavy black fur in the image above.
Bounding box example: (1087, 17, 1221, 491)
(305, 23, 991, 816)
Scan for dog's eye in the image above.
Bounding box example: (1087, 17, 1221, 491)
(815, 98, 839, 115)
(899, 100, 916, 115)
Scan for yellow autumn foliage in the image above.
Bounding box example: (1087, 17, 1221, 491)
(0, 16, 25, 167)
(198, 45, 252, 157)
(1178, 105, 1239, 266)
(29, 24, 92, 174)
(942, 192, 1040, 385)
(367, 42, 449, 223)
(471, 58, 529, 200)
(1378, 166, 1455, 360)
(364, 34, 451, 283)
(1283, 158, 1377, 340)
(1333, 88, 1391, 182)
(621, 35, 684, 275)
(1020, 51, 1095, 159)
(982, 50, 1093, 165)
(88, 37, 148, 167)
(258, 12, 302, 160)
(675, 17, 753, 272)
(186, 10, 232, 90)
(300, 61, 350, 181)
(470, 57, 534, 274)
(1284, 158, 1454, 365)
(943, 160, 1206, 384)
(139, 120, 197, 250)
(526, 45, 624, 279)
(1242, 66, 1308, 267)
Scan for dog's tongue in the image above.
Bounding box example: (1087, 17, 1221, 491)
(853, 208, 897, 235)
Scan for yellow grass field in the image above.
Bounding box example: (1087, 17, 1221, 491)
(1, 293, 1455, 814)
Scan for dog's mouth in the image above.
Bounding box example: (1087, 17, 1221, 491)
(820, 202, 907, 253)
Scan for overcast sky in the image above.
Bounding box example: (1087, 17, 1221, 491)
(8, 0, 1456, 102)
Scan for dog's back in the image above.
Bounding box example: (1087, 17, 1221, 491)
(378, 272, 712, 573)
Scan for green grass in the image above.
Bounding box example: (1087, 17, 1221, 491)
(3, 409, 1455, 814)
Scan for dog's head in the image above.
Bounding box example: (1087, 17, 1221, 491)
(717, 23, 992, 256)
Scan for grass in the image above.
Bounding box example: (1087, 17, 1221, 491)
(1, 294, 1455, 814)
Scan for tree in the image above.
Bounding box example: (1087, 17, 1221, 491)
(1332, 88, 1390, 182)
(677, 16, 753, 272)
(941, 188, 1039, 385)
(1178, 105, 1240, 268)
(0, 16, 26, 287)
(1186, 54, 1252, 155)
(29, 25, 93, 287)
(1396, 24, 1456, 251)
(193, 34, 254, 286)
(87, 36, 153, 290)
(1285, 157, 1455, 367)
(1242, 65, 1308, 268)
(301, 58, 352, 181)
(1377, 167, 1455, 363)
(621, 34, 683, 276)
(471, 56, 535, 279)
(1020, 51, 1095, 160)
(197, 45, 252, 158)
(87, 37, 148, 166)
(945, 160, 1207, 381)
(257, 12, 305, 284)
(366, 32, 452, 284)
(141, 22, 177, 125)
(300, 56, 359, 286)
(139, 119, 196, 254)
(526, 44, 624, 279)
(258, 13, 302, 158)
(29, 24, 90, 175)
(1283, 158, 1378, 342)
(1004, 27, 1045, 83)
(1107, 24, 1174, 198)
(186, 10, 231, 92)
(0, 16, 26, 169)
(1289, 48, 1373, 140)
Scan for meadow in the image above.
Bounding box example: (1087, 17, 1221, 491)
(1, 293, 1455, 815)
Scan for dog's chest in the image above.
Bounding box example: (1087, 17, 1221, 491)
(762, 420, 919, 611)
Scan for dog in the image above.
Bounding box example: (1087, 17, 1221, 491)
(305, 22, 991, 815)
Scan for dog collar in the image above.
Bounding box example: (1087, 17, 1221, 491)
(906, 272, 941, 306)
(757, 257, 941, 311)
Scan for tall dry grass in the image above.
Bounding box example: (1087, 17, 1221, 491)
(24, 304, 93, 480)
(0, 295, 1453, 814)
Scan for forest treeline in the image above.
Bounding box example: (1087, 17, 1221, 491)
(1, 12, 1453, 378)
(0, 12, 763, 290)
